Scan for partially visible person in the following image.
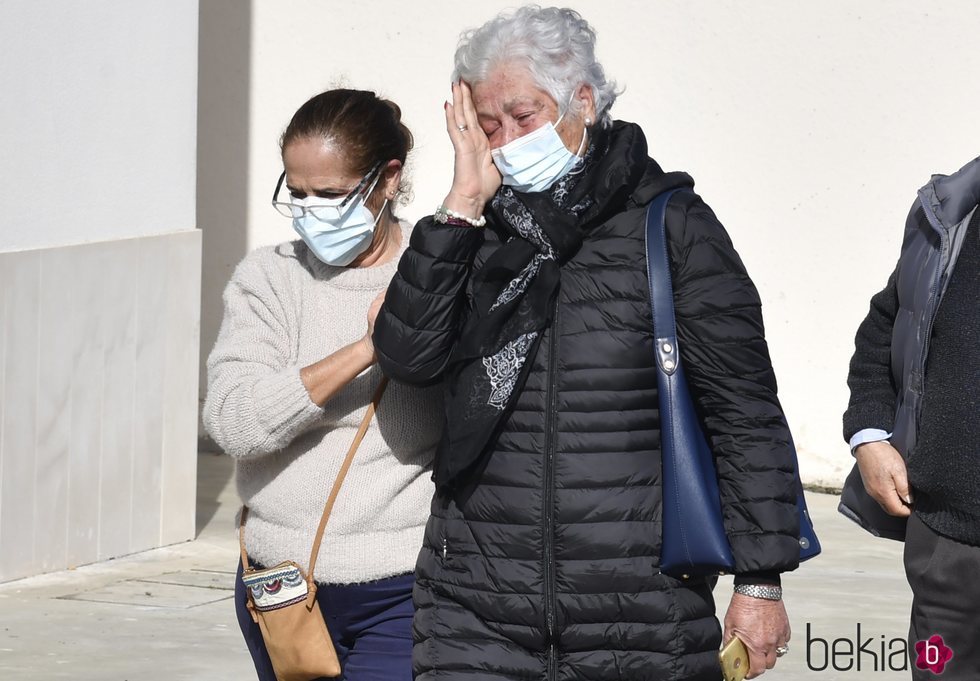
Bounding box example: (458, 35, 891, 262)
(375, 6, 800, 680)
(842, 156, 980, 680)
(202, 88, 442, 681)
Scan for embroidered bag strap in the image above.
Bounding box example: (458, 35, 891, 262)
(238, 376, 389, 583)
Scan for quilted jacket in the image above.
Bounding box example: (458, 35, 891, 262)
(375, 121, 800, 681)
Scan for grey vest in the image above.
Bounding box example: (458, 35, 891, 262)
(891, 157, 980, 455)
(839, 156, 980, 540)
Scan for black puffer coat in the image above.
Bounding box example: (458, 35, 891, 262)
(375, 122, 799, 681)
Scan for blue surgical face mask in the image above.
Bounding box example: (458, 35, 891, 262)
(491, 104, 588, 193)
(291, 175, 386, 267)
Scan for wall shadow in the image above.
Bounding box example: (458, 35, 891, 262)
(195, 0, 251, 536)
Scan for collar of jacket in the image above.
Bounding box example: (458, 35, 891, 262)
(571, 120, 696, 228)
(918, 154, 980, 231)
(609, 120, 695, 209)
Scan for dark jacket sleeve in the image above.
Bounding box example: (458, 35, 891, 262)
(374, 217, 485, 385)
(841, 265, 900, 442)
(666, 193, 800, 576)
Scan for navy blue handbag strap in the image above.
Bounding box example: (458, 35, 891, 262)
(645, 188, 688, 374)
(645, 188, 822, 564)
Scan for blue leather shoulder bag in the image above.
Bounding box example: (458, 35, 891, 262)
(645, 188, 820, 579)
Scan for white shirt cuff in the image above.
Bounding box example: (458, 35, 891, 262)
(849, 428, 892, 455)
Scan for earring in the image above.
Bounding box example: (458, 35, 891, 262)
(585, 117, 592, 126)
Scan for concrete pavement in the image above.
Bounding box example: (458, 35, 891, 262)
(0, 450, 914, 680)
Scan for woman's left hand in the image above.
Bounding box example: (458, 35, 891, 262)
(361, 288, 387, 362)
(722, 593, 791, 678)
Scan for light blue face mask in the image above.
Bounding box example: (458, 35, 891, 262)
(290, 175, 385, 267)
(490, 104, 588, 194)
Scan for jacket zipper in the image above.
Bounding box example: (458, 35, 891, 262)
(918, 200, 951, 390)
(543, 300, 560, 681)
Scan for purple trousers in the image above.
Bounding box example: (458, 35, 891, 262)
(235, 559, 415, 681)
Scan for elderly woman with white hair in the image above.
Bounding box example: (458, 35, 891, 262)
(375, 6, 800, 680)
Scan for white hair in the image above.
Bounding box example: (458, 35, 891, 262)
(452, 5, 621, 128)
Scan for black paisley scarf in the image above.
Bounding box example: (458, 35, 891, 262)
(434, 122, 653, 493)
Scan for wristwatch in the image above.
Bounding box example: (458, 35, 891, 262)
(733, 584, 782, 601)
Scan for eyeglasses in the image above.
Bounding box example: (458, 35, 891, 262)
(271, 161, 383, 221)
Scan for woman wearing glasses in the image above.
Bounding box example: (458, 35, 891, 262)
(203, 88, 441, 681)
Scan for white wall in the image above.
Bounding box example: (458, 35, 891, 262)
(0, 1, 198, 252)
(0, 1, 200, 581)
(201, 0, 980, 487)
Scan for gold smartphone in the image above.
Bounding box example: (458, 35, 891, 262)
(718, 636, 749, 681)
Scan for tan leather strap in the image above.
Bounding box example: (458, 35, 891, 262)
(308, 376, 388, 580)
(239, 376, 389, 581)
(239, 505, 251, 570)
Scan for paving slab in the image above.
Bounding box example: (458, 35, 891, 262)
(0, 451, 915, 680)
(0, 451, 252, 681)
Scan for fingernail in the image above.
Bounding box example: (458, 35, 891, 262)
(904, 494, 913, 505)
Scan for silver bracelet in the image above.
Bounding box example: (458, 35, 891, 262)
(434, 204, 487, 228)
(733, 584, 782, 601)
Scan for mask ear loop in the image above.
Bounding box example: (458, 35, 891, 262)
(557, 90, 591, 174)
(370, 198, 390, 227)
(356, 170, 385, 218)
(553, 89, 577, 129)
(365, 165, 395, 229)
(574, 119, 590, 156)
(565, 116, 591, 177)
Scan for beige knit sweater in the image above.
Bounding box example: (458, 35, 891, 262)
(203, 224, 442, 584)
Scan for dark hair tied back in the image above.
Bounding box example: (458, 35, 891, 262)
(280, 89, 414, 192)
